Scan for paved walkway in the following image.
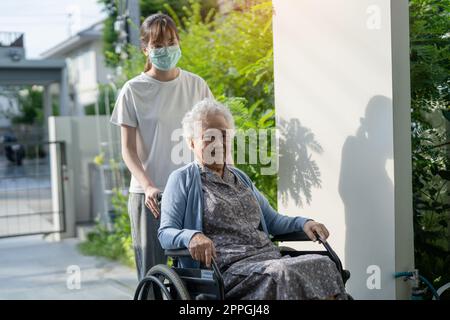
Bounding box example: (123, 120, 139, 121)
(0, 235, 138, 299)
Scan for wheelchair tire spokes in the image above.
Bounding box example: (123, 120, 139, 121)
(134, 264, 191, 300)
(153, 276, 165, 300)
(133, 275, 172, 300)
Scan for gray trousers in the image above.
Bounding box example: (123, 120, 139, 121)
(128, 192, 167, 281)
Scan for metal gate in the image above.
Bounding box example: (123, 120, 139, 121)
(0, 140, 66, 238)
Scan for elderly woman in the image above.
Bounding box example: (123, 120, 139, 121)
(158, 98, 347, 300)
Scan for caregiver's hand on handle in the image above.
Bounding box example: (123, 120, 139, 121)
(144, 185, 161, 218)
(303, 220, 330, 243)
(188, 233, 217, 268)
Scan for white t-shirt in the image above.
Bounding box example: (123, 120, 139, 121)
(110, 68, 214, 193)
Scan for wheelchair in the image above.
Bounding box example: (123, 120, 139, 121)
(134, 228, 351, 300)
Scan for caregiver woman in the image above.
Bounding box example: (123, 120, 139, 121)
(110, 13, 214, 281)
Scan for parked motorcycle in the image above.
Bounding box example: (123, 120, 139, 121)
(0, 133, 26, 166)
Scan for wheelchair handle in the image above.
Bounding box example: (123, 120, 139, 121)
(313, 231, 323, 243)
(313, 231, 344, 275)
(156, 192, 163, 209)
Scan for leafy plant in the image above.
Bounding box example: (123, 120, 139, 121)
(97, 0, 218, 67)
(84, 84, 117, 115)
(78, 188, 135, 267)
(0, 86, 45, 125)
(409, 0, 450, 293)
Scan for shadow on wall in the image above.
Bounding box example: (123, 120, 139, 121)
(277, 117, 323, 208)
(339, 95, 394, 298)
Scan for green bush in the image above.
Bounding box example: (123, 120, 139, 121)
(78, 189, 135, 267)
(84, 84, 116, 115)
(98, 0, 218, 67)
(409, 0, 450, 292)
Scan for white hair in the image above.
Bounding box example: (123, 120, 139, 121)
(182, 98, 235, 140)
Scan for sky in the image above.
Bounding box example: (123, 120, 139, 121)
(0, 0, 107, 59)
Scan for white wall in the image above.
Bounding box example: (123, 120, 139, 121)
(52, 40, 114, 116)
(49, 115, 120, 238)
(273, 0, 414, 299)
(0, 95, 17, 128)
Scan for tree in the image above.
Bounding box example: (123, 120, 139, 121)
(97, 0, 218, 67)
(409, 0, 450, 292)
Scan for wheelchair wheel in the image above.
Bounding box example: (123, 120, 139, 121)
(134, 264, 191, 300)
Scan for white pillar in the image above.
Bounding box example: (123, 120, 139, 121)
(273, 0, 414, 299)
(43, 85, 52, 140)
(48, 116, 75, 239)
(59, 67, 70, 116)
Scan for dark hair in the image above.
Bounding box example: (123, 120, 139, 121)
(140, 13, 180, 72)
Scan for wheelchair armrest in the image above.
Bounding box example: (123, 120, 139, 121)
(271, 230, 311, 242)
(165, 248, 191, 257)
(273, 230, 347, 281)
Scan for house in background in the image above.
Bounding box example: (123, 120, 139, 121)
(0, 94, 18, 129)
(0, 31, 67, 141)
(40, 20, 113, 116)
(0, 32, 25, 129)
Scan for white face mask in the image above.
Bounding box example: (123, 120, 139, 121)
(148, 45, 182, 71)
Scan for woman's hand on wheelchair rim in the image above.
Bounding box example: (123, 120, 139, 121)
(188, 233, 217, 268)
(303, 220, 330, 242)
